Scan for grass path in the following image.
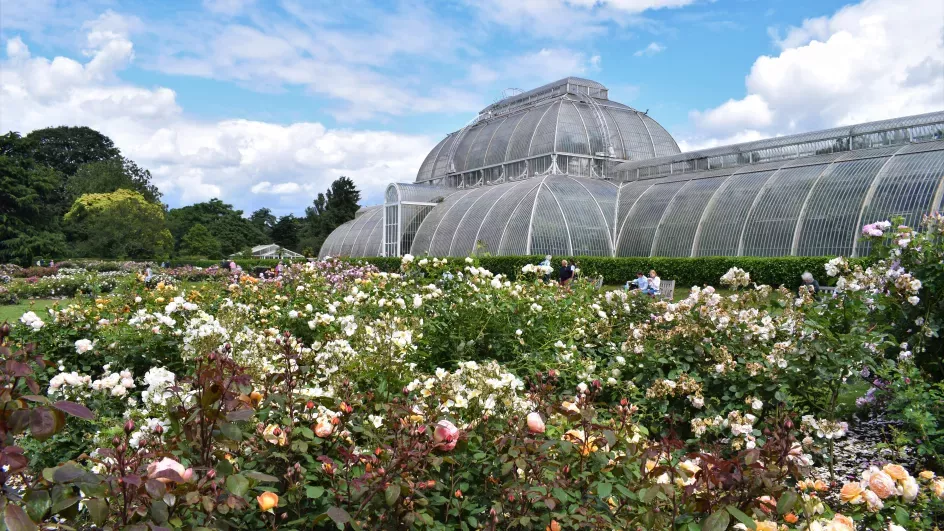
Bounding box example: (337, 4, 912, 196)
(0, 299, 57, 323)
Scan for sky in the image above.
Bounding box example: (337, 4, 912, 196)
(1, 0, 942, 216)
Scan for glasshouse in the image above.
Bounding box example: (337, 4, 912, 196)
(319, 77, 944, 258)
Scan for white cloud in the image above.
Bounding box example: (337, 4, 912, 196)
(467, 0, 696, 38)
(0, 29, 434, 214)
(684, 0, 944, 146)
(634, 42, 666, 56)
(203, 0, 256, 16)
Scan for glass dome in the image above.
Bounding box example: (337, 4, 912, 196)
(415, 78, 680, 186)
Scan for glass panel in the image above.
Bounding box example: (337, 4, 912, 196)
(741, 164, 829, 257)
(464, 118, 505, 171)
(652, 176, 727, 257)
(452, 123, 487, 173)
(641, 114, 680, 157)
(796, 156, 887, 256)
(432, 134, 459, 180)
(574, 102, 607, 156)
(529, 101, 561, 157)
(485, 112, 526, 166)
(545, 177, 612, 256)
(555, 102, 590, 155)
(427, 189, 486, 256)
(530, 184, 570, 257)
(384, 205, 399, 257)
(500, 184, 542, 255)
(607, 108, 655, 161)
(695, 170, 777, 256)
(448, 185, 509, 256)
(616, 180, 686, 256)
(506, 105, 552, 162)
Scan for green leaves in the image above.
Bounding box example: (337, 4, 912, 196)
(4, 503, 37, 531)
(701, 509, 730, 531)
(225, 474, 249, 497)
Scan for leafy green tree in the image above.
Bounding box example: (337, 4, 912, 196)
(179, 223, 222, 258)
(166, 199, 266, 256)
(64, 190, 173, 259)
(300, 176, 362, 253)
(272, 214, 301, 251)
(249, 208, 276, 238)
(24, 126, 120, 177)
(0, 133, 68, 264)
(66, 157, 162, 204)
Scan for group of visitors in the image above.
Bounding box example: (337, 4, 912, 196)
(626, 270, 662, 296)
(536, 255, 581, 286)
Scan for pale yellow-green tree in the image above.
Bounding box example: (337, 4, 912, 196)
(64, 189, 173, 259)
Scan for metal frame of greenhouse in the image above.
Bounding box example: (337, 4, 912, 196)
(319, 78, 944, 259)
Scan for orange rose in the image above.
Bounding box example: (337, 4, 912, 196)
(868, 470, 897, 499)
(882, 464, 908, 482)
(839, 482, 864, 504)
(813, 479, 829, 492)
(784, 513, 799, 524)
(546, 521, 561, 531)
(256, 491, 279, 511)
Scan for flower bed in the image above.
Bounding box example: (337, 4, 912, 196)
(1, 217, 943, 529)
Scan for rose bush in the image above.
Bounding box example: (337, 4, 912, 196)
(0, 218, 942, 528)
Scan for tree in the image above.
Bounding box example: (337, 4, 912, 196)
(249, 208, 276, 238)
(24, 126, 120, 176)
(179, 223, 222, 258)
(166, 199, 266, 256)
(0, 133, 68, 264)
(66, 157, 162, 204)
(271, 215, 301, 251)
(64, 190, 173, 259)
(299, 176, 362, 253)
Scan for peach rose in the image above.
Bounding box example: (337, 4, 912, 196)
(882, 464, 908, 481)
(830, 514, 855, 531)
(526, 412, 545, 434)
(933, 478, 944, 499)
(314, 420, 334, 438)
(147, 457, 194, 483)
(546, 521, 561, 531)
(256, 491, 279, 511)
(755, 521, 777, 531)
(868, 470, 897, 499)
(863, 489, 884, 512)
(839, 482, 864, 504)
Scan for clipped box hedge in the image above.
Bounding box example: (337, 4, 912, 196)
(351, 255, 871, 289)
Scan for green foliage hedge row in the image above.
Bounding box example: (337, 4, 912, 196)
(354, 255, 873, 289)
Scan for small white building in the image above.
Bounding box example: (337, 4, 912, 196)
(249, 244, 303, 259)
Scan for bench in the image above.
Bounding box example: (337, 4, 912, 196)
(819, 286, 837, 295)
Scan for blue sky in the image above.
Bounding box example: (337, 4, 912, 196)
(1, 0, 942, 215)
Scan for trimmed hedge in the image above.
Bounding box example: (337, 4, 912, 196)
(350, 255, 872, 290)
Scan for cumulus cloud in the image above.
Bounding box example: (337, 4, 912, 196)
(634, 42, 666, 57)
(0, 25, 435, 214)
(684, 0, 944, 146)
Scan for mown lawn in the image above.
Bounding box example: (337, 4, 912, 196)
(0, 300, 57, 323)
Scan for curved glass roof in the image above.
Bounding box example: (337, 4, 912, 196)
(415, 78, 680, 184)
(410, 175, 620, 257)
(325, 139, 944, 259)
(319, 205, 384, 257)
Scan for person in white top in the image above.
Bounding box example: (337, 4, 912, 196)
(646, 269, 661, 296)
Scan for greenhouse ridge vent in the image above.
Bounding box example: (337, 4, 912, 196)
(320, 78, 944, 259)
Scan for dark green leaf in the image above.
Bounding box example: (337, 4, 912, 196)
(86, 498, 108, 526)
(385, 484, 400, 506)
(776, 490, 798, 515)
(726, 505, 755, 529)
(306, 486, 325, 499)
(597, 482, 613, 499)
(23, 490, 50, 522)
(326, 506, 351, 526)
(225, 474, 249, 497)
(702, 510, 730, 531)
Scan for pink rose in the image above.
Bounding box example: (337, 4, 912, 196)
(433, 420, 459, 451)
(147, 457, 194, 483)
(527, 412, 545, 434)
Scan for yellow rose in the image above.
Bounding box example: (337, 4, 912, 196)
(918, 470, 935, 480)
(256, 491, 279, 511)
